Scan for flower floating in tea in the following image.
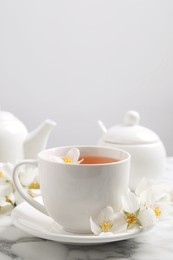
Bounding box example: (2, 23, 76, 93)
(90, 179, 173, 236)
(48, 148, 83, 164)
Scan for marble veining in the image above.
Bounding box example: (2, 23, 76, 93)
(0, 158, 173, 260)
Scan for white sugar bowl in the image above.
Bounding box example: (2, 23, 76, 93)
(97, 111, 166, 190)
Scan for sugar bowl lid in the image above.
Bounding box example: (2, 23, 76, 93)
(103, 111, 160, 145)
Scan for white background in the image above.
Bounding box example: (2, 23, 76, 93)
(0, 1, 173, 155)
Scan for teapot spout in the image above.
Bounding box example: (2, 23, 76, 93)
(23, 120, 56, 159)
(97, 120, 107, 133)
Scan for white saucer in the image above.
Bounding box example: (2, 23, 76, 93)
(11, 197, 148, 245)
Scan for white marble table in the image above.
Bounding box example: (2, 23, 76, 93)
(0, 158, 173, 260)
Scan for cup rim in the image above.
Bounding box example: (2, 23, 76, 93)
(38, 145, 131, 166)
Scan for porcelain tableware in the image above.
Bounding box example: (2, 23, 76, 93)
(13, 146, 130, 234)
(97, 110, 166, 190)
(11, 197, 147, 245)
(0, 110, 56, 163)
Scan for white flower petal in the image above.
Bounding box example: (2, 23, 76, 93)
(0, 197, 6, 206)
(152, 202, 173, 217)
(7, 193, 15, 204)
(66, 148, 80, 162)
(19, 166, 38, 186)
(135, 178, 150, 196)
(122, 190, 140, 213)
(139, 186, 171, 208)
(90, 216, 102, 235)
(34, 172, 40, 183)
(139, 189, 154, 208)
(76, 158, 84, 164)
(151, 184, 172, 203)
(0, 182, 14, 197)
(28, 189, 41, 198)
(0, 163, 13, 182)
(90, 206, 116, 235)
(13, 190, 24, 205)
(111, 212, 127, 233)
(96, 206, 115, 224)
(136, 179, 173, 205)
(138, 208, 156, 228)
(0, 204, 13, 216)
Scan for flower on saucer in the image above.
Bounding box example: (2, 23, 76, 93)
(0, 194, 15, 215)
(90, 206, 127, 236)
(135, 178, 173, 203)
(122, 189, 156, 229)
(0, 163, 14, 184)
(18, 165, 40, 198)
(90, 179, 173, 236)
(48, 148, 83, 164)
(0, 163, 16, 214)
(0, 162, 40, 214)
(135, 179, 173, 219)
(122, 180, 172, 230)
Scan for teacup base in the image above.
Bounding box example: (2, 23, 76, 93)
(50, 221, 92, 235)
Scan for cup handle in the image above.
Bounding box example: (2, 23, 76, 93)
(13, 160, 48, 216)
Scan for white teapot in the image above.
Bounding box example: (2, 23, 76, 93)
(0, 110, 56, 163)
(97, 110, 166, 190)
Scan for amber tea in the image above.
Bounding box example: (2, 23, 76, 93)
(79, 155, 119, 164)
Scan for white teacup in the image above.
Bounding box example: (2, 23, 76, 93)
(13, 146, 130, 234)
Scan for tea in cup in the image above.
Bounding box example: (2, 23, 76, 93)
(13, 146, 130, 234)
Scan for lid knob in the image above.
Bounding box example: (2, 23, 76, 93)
(124, 111, 140, 126)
